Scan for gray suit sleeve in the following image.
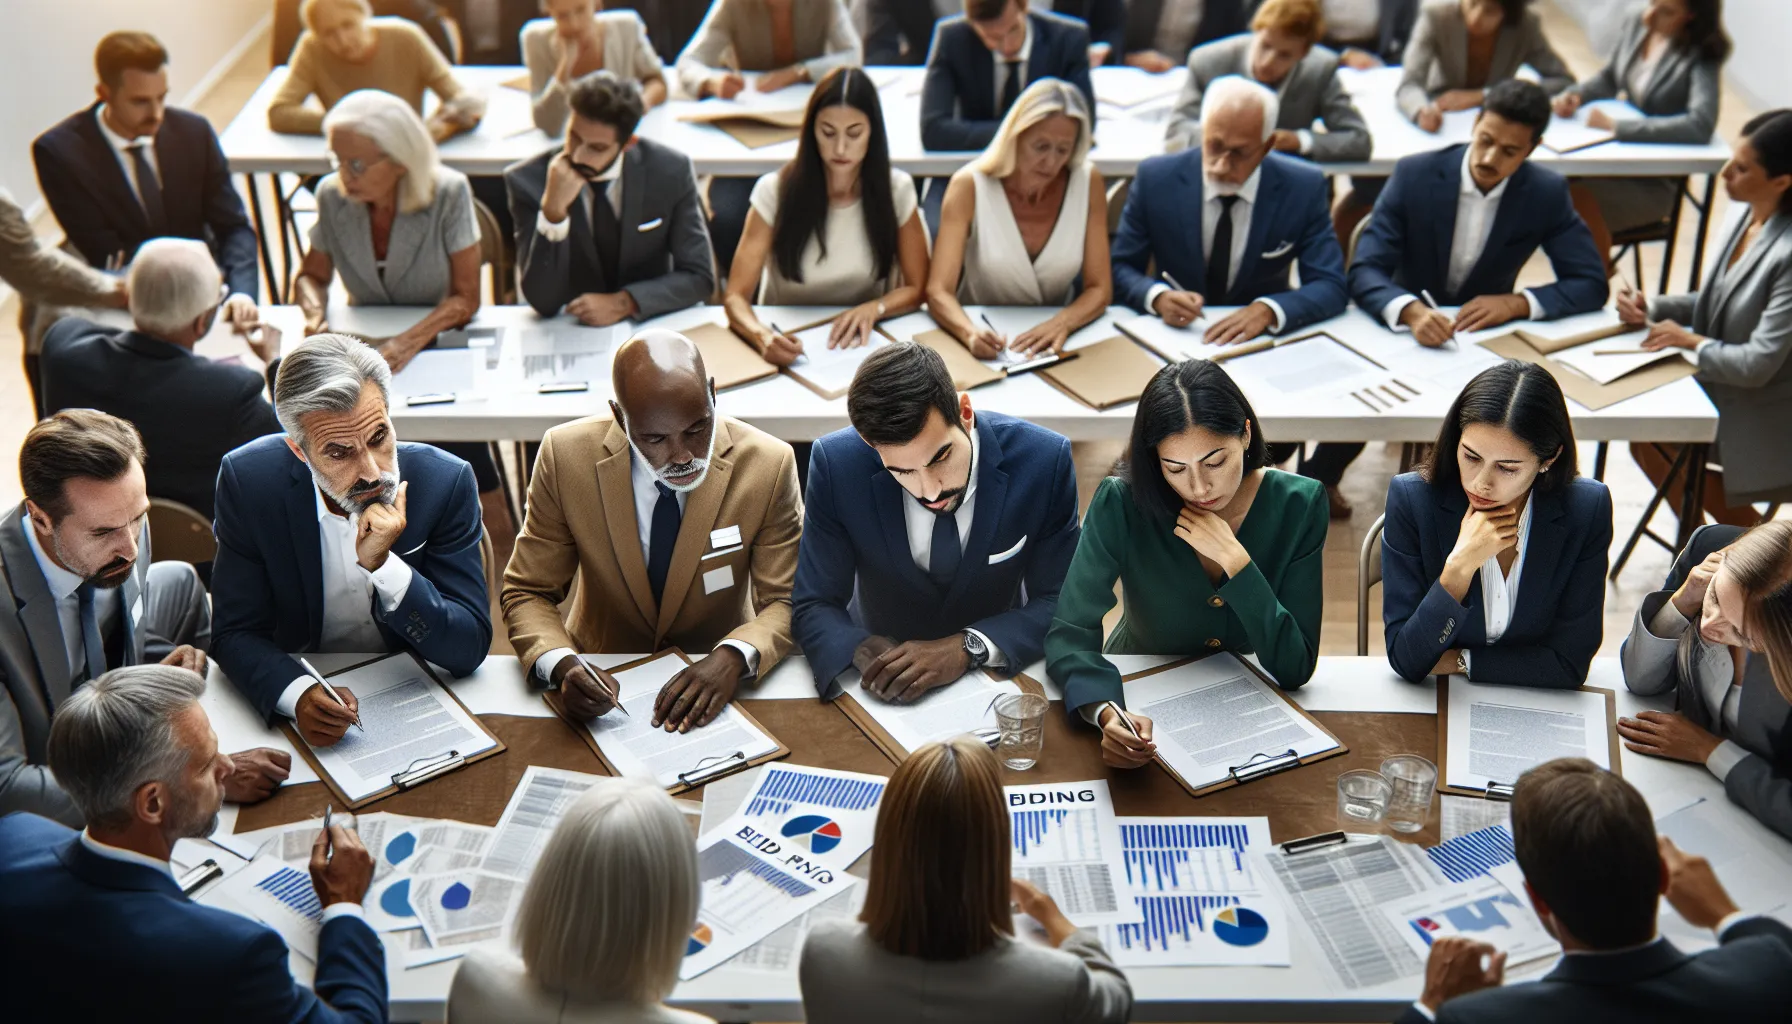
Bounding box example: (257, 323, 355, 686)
(1307, 71, 1372, 163)
(1694, 270, 1792, 388)
(1163, 57, 1208, 153)
(620, 156, 715, 320)
(1649, 291, 1699, 325)
(1723, 752, 1792, 841)
(1056, 931, 1135, 1024)
(1395, 11, 1440, 120)
(1620, 590, 1685, 696)
(1617, 58, 1720, 144)
(0, 682, 81, 827)
(1523, 18, 1574, 97)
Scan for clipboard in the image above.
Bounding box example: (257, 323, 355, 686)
(836, 671, 1047, 763)
(680, 322, 782, 391)
(1478, 330, 1695, 410)
(545, 648, 791, 794)
(910, 328, 1006, 390)
(1119, 656, 1349, 797)
(1436, 678, 1622, 799)
(1036, 334, 1165, 410)
(279, 651, 507, 810)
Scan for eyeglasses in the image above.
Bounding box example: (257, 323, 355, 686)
(327, 150, 389, 179)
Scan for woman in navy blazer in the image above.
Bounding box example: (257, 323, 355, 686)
(1381, 361, 1612, 686)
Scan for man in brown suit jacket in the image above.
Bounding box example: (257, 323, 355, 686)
(501, 329, 802, 730)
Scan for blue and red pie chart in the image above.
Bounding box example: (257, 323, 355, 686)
(779, 814, 843, 854)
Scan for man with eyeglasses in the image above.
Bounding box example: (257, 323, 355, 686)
(38, 238, 282, 522)
(504, 70, 715, 328)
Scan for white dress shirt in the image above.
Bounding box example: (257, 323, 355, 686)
(1153, 0, 1206, 58)
(79, 830, 368, 920)
(531, 453, 760, 685)
(896, 426, 1005, 667)
(93, 105, 159, 208)
(1142, 167, 1290, 331)
(1321, 0, 1381, 45)
(273, 488, 417, 718)
(1644, 596, 1752, 782)
(22, 515, 121, 680)
(1479, 494, 1533, 645)
(535, 152, 625, 243)
(991, 17, 1035, 114)
(1383, 149, 1545, 330)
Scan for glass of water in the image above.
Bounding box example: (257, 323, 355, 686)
(1380, 755, 1438, 833)
(1337, 770, 1393, 831)
(994, 694, 1049, 770)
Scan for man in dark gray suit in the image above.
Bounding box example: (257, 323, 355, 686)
(505, 70, 715, 326)
(1164, 1, 1369, 160)
(1401, 758, 1792, 1024)
(0, 410, 286, 826)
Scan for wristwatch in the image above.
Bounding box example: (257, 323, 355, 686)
(1455, 651, 1470, 677)
(962, 630, 989, 669)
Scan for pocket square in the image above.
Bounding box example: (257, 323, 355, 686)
(988, 536, 1028, 564)
(1261, 241, 1294, 259)
(638, 217, 664, 232)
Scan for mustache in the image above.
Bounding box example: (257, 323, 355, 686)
(88, 558, 134, 589)
(660, 458, 707, 479)
(923, 486, 965, 508)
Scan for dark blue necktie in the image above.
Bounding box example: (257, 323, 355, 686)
(928, 511, 961, 590)
(76, 581, 107, 683)
(128, 141, 167, 235)
(646, 482, 681, 606)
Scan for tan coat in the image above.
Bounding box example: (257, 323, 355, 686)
(501, 415, 801, 675)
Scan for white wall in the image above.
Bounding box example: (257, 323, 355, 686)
(0, 1, 268, 218)
(1554, 0, 1791, 113)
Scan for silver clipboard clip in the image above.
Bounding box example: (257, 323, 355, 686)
(677, 750, 747, 787)
(1484, 781, 1516, 801)
(392, 750, 464, 789)
(177, 858, 224, 897)
(1229, 748, 1301, 784)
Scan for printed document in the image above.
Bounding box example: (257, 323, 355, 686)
(579, 653, 780, 789)
(718, 763, 888, 869)
(1125, 655, 1338, 791)
(1262, 834, 1443, 992)
(1117, 313, 1207, 361)
(785, 323, 885, 394)
(681, 825, 857, 979)
(1005, 780, 1143, 927)
(839, 668, 1021, 755)
(1103, 816, 1291, 967)
(1383, 876, 1558, 966)
(300, 656, 496, 803)
(481, 766, 605, 880)
(1444, 680, 1612, 792)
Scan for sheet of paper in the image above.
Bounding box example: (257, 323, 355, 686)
(1222, 334, 1385, 397)
(1440, 794, 1512, 840)
(1117, 313, 1208, 361)
(720, 764, 888, 870)
(580, 654, 781, 789)
(1092, 67, 1184, 108)
(1262, 834, 1446, 991)
(968, 306, 1050, 343)
(1552, 339, 1688, 385)
(1542, 100, 1644, 153)
(1006, 780, 1143, 927)
(201, 664, 318, 788)
(1656, 797, 1792, 946)
(712, 77, 815, 111)
(206, 854, 325, 962)
(392, 347, 478, 398)
(410, 869, 525, 950)
(1444, 680, 1612, 792)
(1383, 876, 1559, 966)
(300, 656, 497, 803)
(1103, 816, 1291, 967)
(839, 669, 1022, 755)
(785, 324, 885, 394)
(724, 885, 864, 973)
(681, 828, 857, 979)
(481, 766, 605, 880)
(1123, 655, 1338, 791)
(517, 324, 613, 387)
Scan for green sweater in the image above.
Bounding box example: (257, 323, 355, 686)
(1046, 471, 1328, 714)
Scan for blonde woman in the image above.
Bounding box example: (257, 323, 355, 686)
(799, 736, 1132, 1024)
(447, 778, 711, 1023)
(925, 79, 1112, 358)
(521, 0, 668, 135)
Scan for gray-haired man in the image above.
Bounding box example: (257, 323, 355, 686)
(210, 334, 492, 743)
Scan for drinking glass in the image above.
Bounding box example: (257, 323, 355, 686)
(1337, 770, 1393, 831)
(994, 694, 1049, 770)
(1380, 755, 1438, 833)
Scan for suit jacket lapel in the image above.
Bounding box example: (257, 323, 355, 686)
(377, 206, 428, 297)
(654, 421, 737, 641)
(596, 422, 659, 632)
(287, 459, 326, 648)
(969, 37, 996, 119)
(1515, 488, 1567, 630)
(1232, 163, 1278, 298)
(1177, 156, 1207, 290)
(871, 471, 935, 596)
(614, 148, 645, 277)
(77, 106, 150, 239)
(1429, 152, 1464, 285)
(1709, 215, 1791, 316)
(0, 505, 74, 707)
(944, 419, 1009, 607)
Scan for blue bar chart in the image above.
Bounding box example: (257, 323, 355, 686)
(253, 864, 324, 923)
(745, 766, 886, 817)
(1120, 820, 1258, 894)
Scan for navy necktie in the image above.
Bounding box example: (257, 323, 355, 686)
(590, 182, 621, 290)
(928, 511, 961, 590)
(129, 141, 167, 236)
(1206, 194, 1240, 302)
(646, 482, 681, 606)
(76, 582, 107, 683)
(999, 60, 1022, 115)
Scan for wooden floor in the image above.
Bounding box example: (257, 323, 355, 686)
(0, 1, 1780, 669)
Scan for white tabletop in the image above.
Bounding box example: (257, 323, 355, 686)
(201, 653, 1788, 1021)
(262, 302, 1718, 445)
(219, 65, 1730, 181)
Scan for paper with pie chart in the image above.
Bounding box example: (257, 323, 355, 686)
(1101, 816, 1291, 967)
(681, 827, 857, 980)
(410, 870, 527, 952)
(721, 763, 889, 869)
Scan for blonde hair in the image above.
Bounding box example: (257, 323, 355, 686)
(513, 778, 697, 1004)
(301, 0, 372, 31)
(972, 78, 1093, 178)
(322, 89, 441, 214)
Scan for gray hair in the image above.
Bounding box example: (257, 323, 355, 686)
(128, 238, 223, 338)
(514, 778, 698, 1004)
(275, 333, 393, 449)
(47, 665, 206, 830)
(1201, 74, 1280, 143)
(323, 89, 441, 214)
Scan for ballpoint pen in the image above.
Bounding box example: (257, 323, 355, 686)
(1159, 271, 1207, 321)
(323, 804, 334, 863)
(1418, 289, 1458, 346)
(298, 657, 364, 732)
(576, 653, 629, 716)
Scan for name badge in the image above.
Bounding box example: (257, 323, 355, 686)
(703, 564, 734, 595)
(710, 525, 742, 550)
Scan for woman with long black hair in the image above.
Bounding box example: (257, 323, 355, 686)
(724, 66, 931, 364)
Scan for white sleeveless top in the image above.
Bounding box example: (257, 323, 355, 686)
(959, 162, 1091, 307)
(749, 169, 919, 305)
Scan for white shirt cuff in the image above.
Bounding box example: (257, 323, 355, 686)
(275, 676, 317, 719)
(716, 639, 761, 678)
(534, 647, 578, 685)
(1080, 699, 1118, 726)
(1408, 1001, 1438, 1022)
(1716, 910, 1757, 939)
(1145, 283, 1172, 315)
(966, 628, 1006, 669)
(1521, 289, 1544, 321)
(1258, 298, 1289, 334)
(535, 209, 572, 243)
(1694, 336, 1721, 363)
(367, 553, 413, 615)
(1461, 649, 1472, 676)
(1647, 596, 1692, 639)
(321, 902, 366, 922)
(1296, 129, 1315, 155)
(1384, 294, 1420, 330)
(1706, 739, 1750, 783)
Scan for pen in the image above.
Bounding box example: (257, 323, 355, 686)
(1594, 348, 1652, 355)
(575, 653, 629, 716)
(1418, 289, 1458, 346)
(1159, 271, 1206, 321)
(323, 803, 334, 863)
(978, 313, 1013, 352)
(297, 657, 365, 732)
(1105, 701, 1148, 746)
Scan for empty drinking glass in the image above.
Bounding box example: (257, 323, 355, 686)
(1337, 770, 1393, 831)
(994, 693, 1049, 770)
(1380, 755, 1438, 833)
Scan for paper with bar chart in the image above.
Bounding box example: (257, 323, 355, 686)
(1383, 876, 1558, 967)
(1102, 816, 1290, 967)
(1005, 780, 1142, 927)
(719, 764, 887, 870)
(681, 827, 856, 979)
(207, 854, 325, 961)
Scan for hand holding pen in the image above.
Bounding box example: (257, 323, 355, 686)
(966, 313, 1007, 360)
(1153, 271, 1206, 328)
(293, 657, 363, 747)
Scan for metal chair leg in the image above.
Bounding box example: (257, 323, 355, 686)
(1611, 443, 1690, 580)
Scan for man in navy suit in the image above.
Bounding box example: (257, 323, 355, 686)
(211, 335, 491, 741)
(1350, 79, 1610, 347)
(0, 664, 385, 1024)
(920, 0, 1098, 153)
(32, 32, 260, 330)
(793, 343, 1079, 700)
(1399, 758, 1792, 1024)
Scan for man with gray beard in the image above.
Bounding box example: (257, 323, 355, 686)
(210, 334, 491, 745)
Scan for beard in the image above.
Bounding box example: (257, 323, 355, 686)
(313, 455, 402, 515)
(624, 417, 718, 495)
(50, 534, 134, 590)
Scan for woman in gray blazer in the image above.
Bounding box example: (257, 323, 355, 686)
(1554, 0, 1731, 255)
(1618, 522, 1792, 839)
(799, 736, 1133, 1024)
(1620, 109, 1792, 522)
(1397, 0, 1572, 130)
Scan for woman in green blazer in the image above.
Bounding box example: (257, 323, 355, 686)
(1046, 360, 1329, 768)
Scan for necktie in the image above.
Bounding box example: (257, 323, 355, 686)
(646, 482, 681, 606)
(927, 511, 961, 590)
(1205, 195, 1240, 302)
(590, 182, 621, 292)
(76, 582, 107, 683)
(129, 141, 168, 236)
(999, 60, 1022, 116)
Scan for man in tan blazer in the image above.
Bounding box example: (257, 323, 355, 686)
(502, 329, 802, 731)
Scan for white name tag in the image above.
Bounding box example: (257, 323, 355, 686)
(703, 564, 734, 595)
(710, 525, 742, 550)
